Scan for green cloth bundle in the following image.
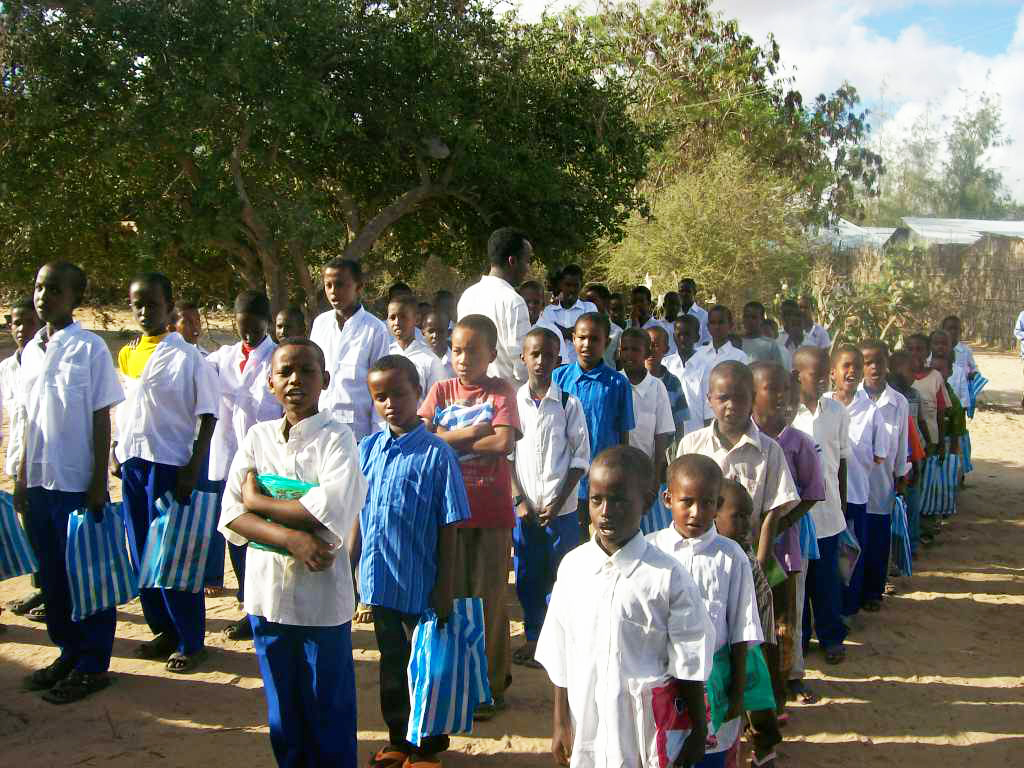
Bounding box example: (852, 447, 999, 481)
(248, 474, 318, 556)
(705, 644, 776, 732)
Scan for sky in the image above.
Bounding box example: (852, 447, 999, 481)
(509, 0, 1024, 203)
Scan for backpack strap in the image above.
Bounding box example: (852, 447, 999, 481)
(561, 389, 570, 410)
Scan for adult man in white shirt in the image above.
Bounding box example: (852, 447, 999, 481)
(457, 227, 533, 386)
(678, 277, 711, 345)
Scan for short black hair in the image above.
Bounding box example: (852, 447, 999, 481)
(780, 298, 800, 313)
(487, 227, 531, 268)
(234, 290, 272, 320)
(708, 359, 754, 395)
(646, 324, 669, 346)
(455, 314, 498, 351)
(560, 264, 583, 281)
(620, 326, 652, 353)
(43, 262, 88, 305)
(368, 354, 421, 392)
(744, 301, 766, 315)
(10, 296, 36, 315)
(575, 311, 610, 339)
(387, 294, 419, 315)
(323, 257, 362, 283)
(793, 345, 827, 370)
(675, 314, 700, 332)
(663, 290, 680, 301)
(131, 272, 173, 304)
(830, 343, 862, 365)
(418, 301, 432, 313)
(583, 283, 611, 303)
(929, 329, 950, 343)
(278, 304, 306, 322)
(889, 350, 911, 367)
(749, 360, 787, 385)
(632, 285, 652, 301)
(708, 304, 732, 323)
(434, 289, 454, 302)
(519, 280, 544, 294)
(668, 453, 723, 492)
(175, 300, 199, 313)
(720, 478, 753, 517)
(424, 309, 450, 327)
(525, 326, 561, 351)
(609, 291, 624, 302)
(679, 277, 697, 291)
(387, 281, 412, 300)
(941, 315, 962, 328)
(905, 332, 930, 351)
(275, 337, 326, 372)
(592, 445, 654, 499)
(859, 339, 889, 359)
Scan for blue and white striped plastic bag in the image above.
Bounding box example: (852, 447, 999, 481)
(918, 455, 942, 517)
(967, 374, 988, 419)
(66, 503, 138, 620)
(640, 483, 671, 536)
(138, 490, 218, 593)
(407, 597, 492, 746)
(0, 491, 38, 581)
(798, 512, 820, 560)
(937, 454, 960, 517)
(890, 494, 912, 577)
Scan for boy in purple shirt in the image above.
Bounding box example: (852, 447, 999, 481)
(750, 362, 826, 711)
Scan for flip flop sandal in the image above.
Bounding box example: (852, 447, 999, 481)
(8, 591, 45, 615)
(788, 681, 819, 704)
(24, 657, 76, 691)
(41, 670, 110, 704)
(751, 752, 777, 767)
(166, 648, 209, 674)
(776, 712, 790, 727)
(136, 632, 178, 660)
(825, 647, 846, 665)
(403, 758, 441, 768)
(26, 604, 47, 623)
(224, 618, 254, 640)
(369, 747, 410, 768)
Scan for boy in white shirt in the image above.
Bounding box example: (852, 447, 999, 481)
(386, 294, 446, 400)
(112, 272, 220, 673)
(220, 339, 367, 768)
(3, 297, 46, 621)
(649, 454, 763, 767)
(790, 346, 849, 669)
(205, 290, 283, 640)
(695, 306, 750, 424)
(859, 341, 910, 611)
(274, 305, 306, 342)
(310, 258, 391, 441)
(618, 328, 675, 494)
(664, 315, 708, 435)
(941, 315, 979, 378)
(17, 262, 124, 703)
(536, 446, 714, 768)
(520, 280, 570, 365)
(824, 345, 886, 619)
(540, 265, 597, 363)
(423, 309, 455, 379)
(510, 328, 590, 667)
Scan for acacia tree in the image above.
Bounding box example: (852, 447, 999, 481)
(0, 0, 654, 311)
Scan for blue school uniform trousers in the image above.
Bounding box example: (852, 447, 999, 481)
(249, 615, 357, 768)
(24, 488, 116, 674)
(513, 513, 579, 642)
(802, 531, 848, 652)
(841, 502, 868, 616)
(198, 449, 247, 597)
(121, 458, 206, 654)
(862, 510, 892, 604)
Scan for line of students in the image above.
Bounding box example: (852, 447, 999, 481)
(2, 256, 977, 768)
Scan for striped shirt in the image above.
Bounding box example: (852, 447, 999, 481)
(651, 366, 688, 433)
(552, 361, 635, 499)
(358, 424, 471, 614)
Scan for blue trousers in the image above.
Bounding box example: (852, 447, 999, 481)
(841, 503, 868, 617)
(694, 749, 728, 767)
(201, 480, 227, 588)
(250, 616, 357, 768)
(863, 513, 892, 604)
(121, 457, 206, 654)
(24, 487, 116, 674)
(906, 482, 922, 554)
(802, 531, 847, 652)
(513, 513, 580, 642)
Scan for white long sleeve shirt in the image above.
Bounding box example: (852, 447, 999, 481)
(310, 306, 391, 441)
(825, 391, 886, 507)
(389, 337, 448, 403)
(0, 353, 24, 478)
(663, 352, 707, 435)
(859, 383, 910, 516)
(219, 411, 368, 627)
(791, 397, 850, 538)
(627, 372, 675, 460)
(457, 274, 531, 386)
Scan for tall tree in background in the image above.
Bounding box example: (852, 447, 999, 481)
(940, 92, 1011, 219)
(0, 0, 654, 310)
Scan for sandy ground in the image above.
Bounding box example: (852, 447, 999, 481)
(1, 314, 1023, 767)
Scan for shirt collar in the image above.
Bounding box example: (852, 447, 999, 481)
(712, 420, 762, 454)
(380, 422, 427, 451)
(518, 380, 562, 405)
(479, 274, 514, 291)
(277, 410, 332, 444)
(37, 320, 80, 349)
(586, 532, 646, 576)
(662, 522, 719, 554)
(577, 361, 610, 379)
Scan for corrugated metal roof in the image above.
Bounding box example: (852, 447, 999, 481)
(815, 218, 897, 249)
(902, 217, 1024, 245)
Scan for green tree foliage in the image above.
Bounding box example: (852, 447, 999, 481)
(0, 0, 654, 310)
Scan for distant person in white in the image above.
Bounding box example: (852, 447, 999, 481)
(630, 285, 677, 354)
(310, 258, 391, 441)
(678, 277, 711, 346)
(457, 227, 533, 385)
(777, 299, 807, 371)
(539, 265, 597, 364)
(1014, 309, 1024, 408)
(799, 295, 831, 350)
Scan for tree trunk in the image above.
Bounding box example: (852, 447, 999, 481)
(259, 243, 289, 318)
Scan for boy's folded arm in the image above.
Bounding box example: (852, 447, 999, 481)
(227, 511, 301, 552)
(296, 431, 369, 543)
(468, 423, 517, 455)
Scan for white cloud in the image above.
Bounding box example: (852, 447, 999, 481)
(511, 0, 1024, 203)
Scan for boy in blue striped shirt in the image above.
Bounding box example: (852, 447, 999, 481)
(353, 355, 471, 768)
(553, 312, 635, 537)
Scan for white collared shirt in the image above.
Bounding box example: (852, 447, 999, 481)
(457, 274, 531, 385)
(664, 351, 708, 435)
(206, 337, 282, 482)
(605, 321, 624, 368)
(648, 524, 762, 755)
(532, 317, 571, 365)
(0, 353, 24, 478)
(114, 332, 220, 467)
(627, 372, 675, 460)
(824, 391, 886, 506)
(684, 303, 711, 346)
(310, 306, 391, 441)
(637, 317, 677, 354)
(20, 322, 124, 492)
(776, 331, 806, 372)
(389, 337, 447, 402)
(513, 382, 590, 518)
(791, 397, 850, 538)
(804, 323, 831, 349)
(540, 299, 597, 363)
(219, 411, 368, 627)
(678, 422, 799, 532)
(953, 342, 978, 376)
(860, 383, 910, 515)
(439, 349, 455, 380)
(692, 342, 751, 422)
(535, 534, 715, 768)
(948, 363, 969, 407)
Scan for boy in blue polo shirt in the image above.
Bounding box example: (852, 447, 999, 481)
(354, 355, 471, 768)
(553, 312, 635, 538)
